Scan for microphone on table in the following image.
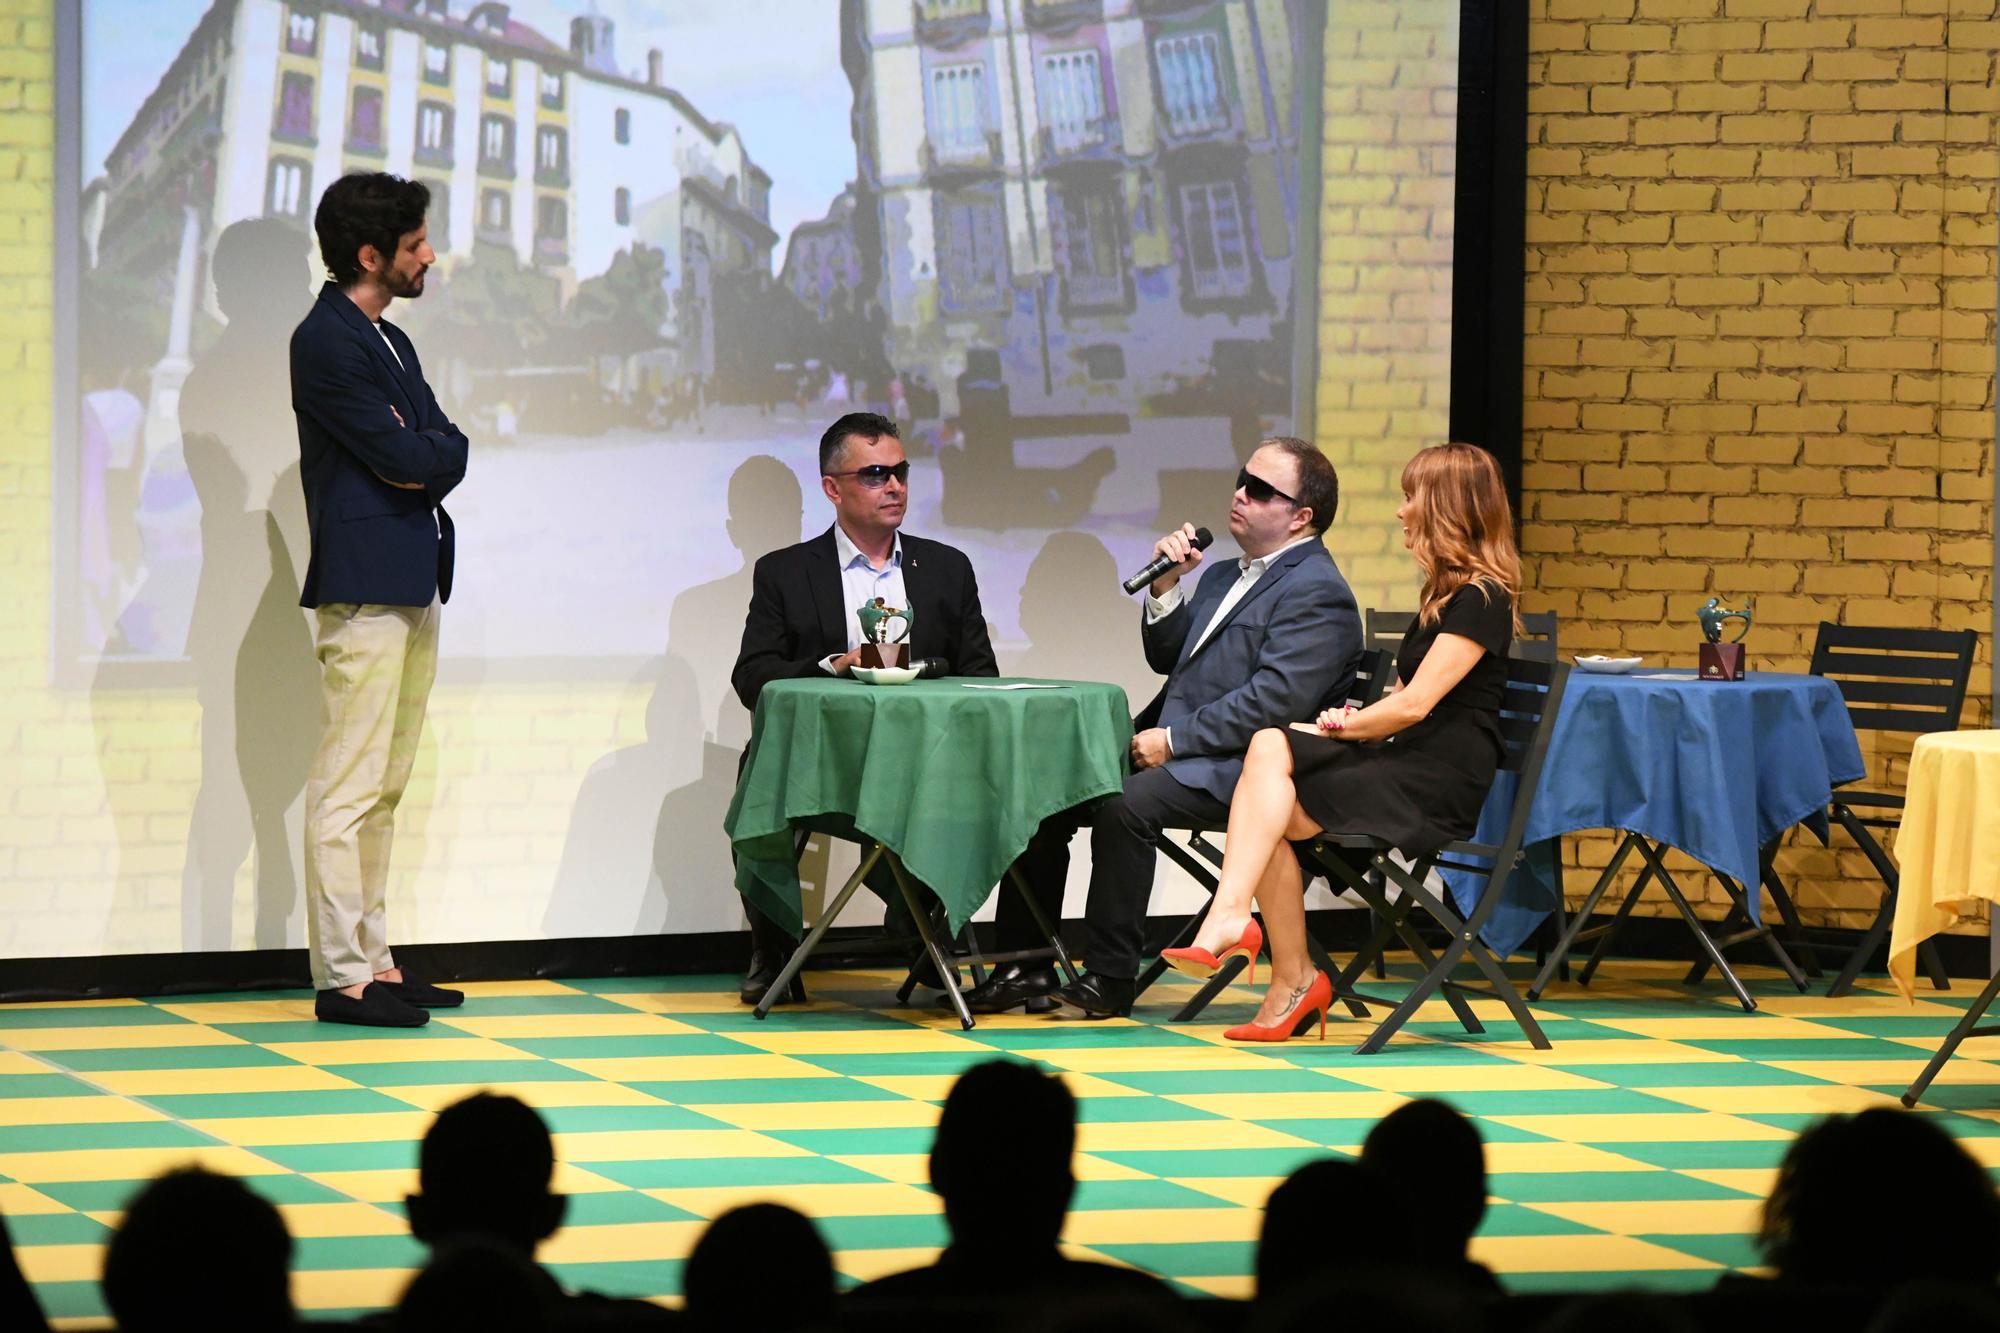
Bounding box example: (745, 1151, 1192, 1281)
(913, 657, 951, 679)
(1122, 526, 1214, 596)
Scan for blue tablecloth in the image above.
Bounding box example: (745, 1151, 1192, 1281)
(1446, 670, 1867, 957)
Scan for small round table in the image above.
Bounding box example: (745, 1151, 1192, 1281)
(1887, 730, 2000, 1105)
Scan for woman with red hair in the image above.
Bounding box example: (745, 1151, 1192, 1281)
(1163, 442, 1524, 1042)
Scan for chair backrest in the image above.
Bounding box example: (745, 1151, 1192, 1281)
(1806, 622, 1978, 736)
(1350, 647, 1396, 707)
(1513, 610, 1559, 663)
(1364, 608, 1416, 657)
(1477, 658, 1572, 888)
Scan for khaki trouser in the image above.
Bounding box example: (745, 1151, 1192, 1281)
(303, 599, 439, 990)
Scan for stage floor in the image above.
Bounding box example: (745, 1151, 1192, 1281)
(4, 959, 1999, 1327)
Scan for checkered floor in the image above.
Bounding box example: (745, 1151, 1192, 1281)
(4, 958, 1999, 1328)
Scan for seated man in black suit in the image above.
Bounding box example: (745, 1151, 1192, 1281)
(974, 438, 1363, 1017)
(731, 412, 1046, 1004)
(846, 1059, 1182, 1317)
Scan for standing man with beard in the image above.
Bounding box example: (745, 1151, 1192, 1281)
(292, 173, 467, 1027)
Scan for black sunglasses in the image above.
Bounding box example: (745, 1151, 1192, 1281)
(1236, 468, 1298, 506)
(825, 461, 911, 489)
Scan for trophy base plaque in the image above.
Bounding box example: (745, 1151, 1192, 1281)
(1699, 642, 1746, 681)
(860, 643, 909, 670)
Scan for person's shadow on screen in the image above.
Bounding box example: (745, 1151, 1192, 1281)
(1003, 532, 1151, 702)
(545, 456, 803, 937)
(177, 218, 317, 952)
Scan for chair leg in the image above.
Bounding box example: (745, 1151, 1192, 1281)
(883, 854, 975, 1031)
(1007, 865, 1080, 987)
(1903, 967, 2000, 1107)
(1827, 890, 1898, 998)
(1528, 833, 1637, 1000)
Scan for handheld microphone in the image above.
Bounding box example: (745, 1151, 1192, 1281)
(912, 657, 951, 679)
(1122, 527, 1214, 596)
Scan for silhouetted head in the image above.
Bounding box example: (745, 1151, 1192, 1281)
(1361, 1098, 1487, 1266)
(684, 1203, 832, 1332)
(727, 455, 804, 559)
(930, 1060, 1075, 1248)
(396, 1236, 553, 1333)
(408, 1093, 566, 1254)
(1257, 1158, 1413, 1300)
(211, 216, 312, 329)
(103, 1167, 292, 1333)
(1761, 1108, 2000, 1286)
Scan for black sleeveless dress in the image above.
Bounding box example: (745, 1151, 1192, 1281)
(1286, 581, 1514, 855)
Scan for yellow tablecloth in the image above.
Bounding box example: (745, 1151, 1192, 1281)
(1888, 730, 2000, 1002)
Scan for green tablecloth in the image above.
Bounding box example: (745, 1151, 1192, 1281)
(724, 677, 1133, 937)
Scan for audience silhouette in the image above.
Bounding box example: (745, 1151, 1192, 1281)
(848, 1058, 1180, 1317)
(1255, 1158, 1412, 1300)
(0, 1207, 48, 1333)
(407, 1092, 676, 1327)
(101, 1167, 292, 1333)
(396, 1237, 554, 1332)
(683, 1203, 831, 1333)
(1757, 1107, 2000, 1289)
(1360, 1097, 1501, 1291)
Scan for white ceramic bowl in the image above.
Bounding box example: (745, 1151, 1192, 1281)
(850, 664, 923, 686)
(1573, 654, 1643, 675)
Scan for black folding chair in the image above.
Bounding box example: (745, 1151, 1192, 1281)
(1297, 657, 1573, 1054)
(1132, 649, 1395, 1022)
(1693, 623, 1977, 998)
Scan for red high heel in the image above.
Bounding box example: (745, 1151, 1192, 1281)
(1160, 918, 1263, 987)
(1224, 971, 1332, 1043)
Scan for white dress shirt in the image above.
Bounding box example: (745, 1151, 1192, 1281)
(1143, 533, 1318, 752)
(822, 523, 908, 673)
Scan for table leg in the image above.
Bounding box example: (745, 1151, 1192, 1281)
(1634, 838, 1756, 1012)
(1581, 854, 1657, 987)
(755, 843, 885, 1020)
(886, 853, 976, 1031)
(1528, 833, 1640, 1000)
(1903, 968, 2000, 1107)
(1007, 865, 1080, 987)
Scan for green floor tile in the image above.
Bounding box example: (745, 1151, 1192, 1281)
(1086, 1240, 1253, 1277)
(0, 1005, 194, 1030)
(330, 1060, 592, 1088)
(500, 1034, 764, 1060)
(1590, 1142, 1793, 1171)
(814, 1212, 952, 1251)
(560, 1191, 706, 1227)
(1559, 1063, 1819, 1089)
(584, 1155, 882, 1190)
(767, 1128, 942, 1157)
(143, 1088, 419, 1119)
(1643, 1233, 1762, 1269)
(538, 1104, 737, 1134)
(1091, 1147, 1325, 1179)
(1071, 1179, 1241, 1212)
(544, 1258, 684, 1300)
(3, 1212, 115, 1244)
(1476, 1201, 1607, 1237)
(1488, 1171, 1751, 1204)
(42, 1045, 303, 1072)
(292, 1233, 429, 1271)
(639, 1078, 905, 1105)
(0, 1120, 219, 1153)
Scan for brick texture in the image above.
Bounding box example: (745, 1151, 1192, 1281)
(1524, 0, 1999, 932)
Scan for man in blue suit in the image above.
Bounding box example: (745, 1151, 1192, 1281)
(291, 173, 467, 1027)
(984, 438, 1362, 1018)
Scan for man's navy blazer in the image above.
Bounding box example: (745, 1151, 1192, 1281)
(291, 282, 467, 609)
(1136, 538, 1363, 804)
(731, 526, 999, 710)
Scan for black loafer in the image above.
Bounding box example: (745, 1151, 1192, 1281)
(315, 982, 428, 1028)
(739, 951, 807, 1006)
(1051, 972, 1135, 1019)
(953, 962, 1062, 1015)
(381, 975, 464, 1008)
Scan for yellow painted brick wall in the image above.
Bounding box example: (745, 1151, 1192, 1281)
(1524, 0, 1998, 930)
(1317, 0, 1457, 614)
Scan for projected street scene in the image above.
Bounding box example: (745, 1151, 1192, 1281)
(70, 0, 1319, 667)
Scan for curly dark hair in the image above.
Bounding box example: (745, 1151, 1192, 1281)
(313, 172, 430, 287)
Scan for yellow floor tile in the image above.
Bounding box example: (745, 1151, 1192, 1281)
(1679, 1168, 1778, 1197)
(13, 1244, 105, 1285)
(0, 1145, 283, 1184)
(88, 1065, 360, 1097)
(1328, 1064, 1614, 1094)
(153, 1000, 319, 1025)
(1640, 1084, 1909, 1115)
(452, 981, 585, 998)
(431, 1013, 707, 1040)
(646, 1181, 939, 1220)
(1165, 1090, 1408, 1121)
(1062, 1206, 1261, 1245)
(0, 1025, 246, 1052)
(0, 1053, 58, 1075)
(1766, 1059, 1994, 1086)
(1483, 1112, 1793, 1144)
(826, 1154, 930, 1184)
(1528, 1198, 1763, 1236)
(1029, 1047, 1292, 1075)
(540, 1220, 708, 1264)
(263, 1037, 526, 1066)
(554, 1129, 809, 1162)
(1948, 1138, 2000, 1168)
(302, 1163, 626, 1204)
(0, 1096, 163, 1127)
(554, 1055, 838, 1083)
(0, 1183, 72, 1216)
(1481, 1142, 1658, 1175)
(1488, 1039, 1741, 1067)
(276, 1201, 412, 1238)
(846, 1075, 961, 1102)
(1178, 1274, 1256, 1299)
(610, 992, 851, 1015)
(1470, 1234, 1722, 1272)
(1587, 1017, 1863, 1041)
(1745, 994, 1964, 1018)
(688, 1100, 941, 1132)
(1077, 1119, 1317, 1154)
(1889, 1034, 2000, 1060)
(832, 1247, 940, 1283)
(376, 1081, 671, 1112)
(292, 1267, 417, 1312)
(725, 1029, 988, 1056)
(1169, 1176, 1281, 1208)
(187, 1111, 435, 1147)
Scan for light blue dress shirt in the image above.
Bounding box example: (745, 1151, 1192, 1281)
(822, 523, 908, 672)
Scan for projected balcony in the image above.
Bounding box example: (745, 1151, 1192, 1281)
(1024, 0, 1104, 29)
(1036, 116, 1120, 169)
(923, 130, 1004, 179)
(914, 0, 989, 45)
